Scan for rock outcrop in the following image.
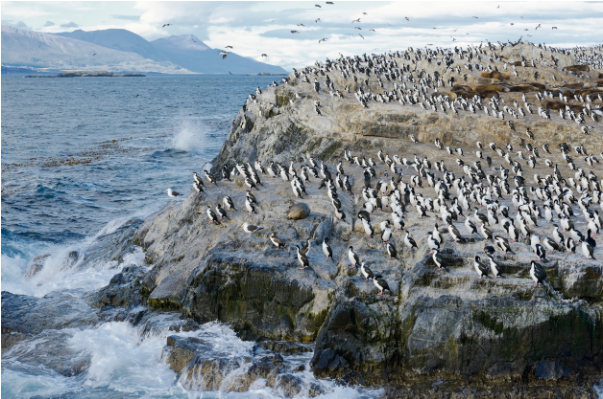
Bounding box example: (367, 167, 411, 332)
(82, 41, 603, 396)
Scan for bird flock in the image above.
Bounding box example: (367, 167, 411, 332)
(157, 2, 599, 65)
(165, 35, 602, 298)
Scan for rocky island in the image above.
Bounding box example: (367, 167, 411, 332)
(4, 41, 603, 398)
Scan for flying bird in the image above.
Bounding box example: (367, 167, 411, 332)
(92, 52, 96, 56)
(405, 17, 409, 21)
(315, 4, 321, 7)
(291, 30, 300, 34)
(326, 1, 334, 4)
(362, 12, 367, 15)
(225, 45, 233, 49)
(472, 16, 478, 18)
(297, 23, 305, 26)
(552, 26, 558, 30)
(162, 24, 172, 28)
(219, 51, 230, 59)
(355, 27, 362, 30)
(369, 29, 376, 32)
(315, 18, 321, 22)
(318, 38, 328, 43)
(352, 18, 361, 23)
(359, 33, 364, 39)
(261, 53, 268, 58)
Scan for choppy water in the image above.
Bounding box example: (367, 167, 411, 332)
(1, 75, 384, 398)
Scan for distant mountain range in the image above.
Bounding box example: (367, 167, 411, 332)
(1, 26, 288, 75)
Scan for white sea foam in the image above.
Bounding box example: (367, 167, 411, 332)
(171, 119, 210, 153)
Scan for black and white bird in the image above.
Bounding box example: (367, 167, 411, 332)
(529, 261, 546, 288)
(360, 262, 375, 281)
(473, 255, 490, 280)
(206, 206, 221, 224)
(270, 232, 286, 250)
(245, 198, 256, 215)
(241, 222, 263, 234)
(166, 188, 182, 198)
(372, 275, 391, 296)
(404, 231, 418, 251)
(294, 245, 311, 270)
(386, 242, 397, 259)
(581, 239, 596, 260)
(427, 231, 440, 254)
(348, 246, 360, 268)
(432, 249, 446, 271)
(215, 204, 229, 220)
(486, 255, 503, 279)
(322, 238, 334, 261)
(223, 196, 236, 210)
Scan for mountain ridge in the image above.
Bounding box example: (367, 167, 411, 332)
(2, 26, 288, 75)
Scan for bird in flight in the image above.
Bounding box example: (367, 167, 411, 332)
(535, 24, 541, 29)
(472, 16, 478, 18)
(352, 18, 361, 23)
(355, 27, 362, 30)
(315, 18, 321, 22)
(261, 53, 268, 58)
(363, 12, 367, 15)
(319, 38, 327, 43)
(452, 37, 457, 41)
(268, 20, 276, 23)
(192, 37, 196, 42)
(315, 4, 321, 7)
(405, 17, 409, 21)
(552, 26, 558, 30)
(219, 51, 230, 59)
(510, 23, 514, 25)
(92, 52, 96, 56)
(426, 43, 433, 46)
(162, 24, 171, 28)
(359, 33, 364, 39)
(497, 4, 500, 8)
(297, 23, 305, 26)
(369, 28, 376, 32)
(225, 45, 233, 49)
(291, 30, 300, 34)
(326, 1, 334, 4)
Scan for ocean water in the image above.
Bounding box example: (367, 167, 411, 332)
(1, 75, 384, 399)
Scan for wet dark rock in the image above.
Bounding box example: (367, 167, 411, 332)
(287, 202, 311, 220)
(257, 340, 312, 355)
(86, 265, 146, 309)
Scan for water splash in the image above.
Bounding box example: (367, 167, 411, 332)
(170, 119, 210, 153)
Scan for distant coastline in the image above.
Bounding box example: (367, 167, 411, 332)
(25, 71, 145, 78)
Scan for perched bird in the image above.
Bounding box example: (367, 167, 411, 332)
(360, 262, 375, 281)
(322, 238, 334, 261)
(166, 188, 182, 198)
(294, 245, 311, 270)
(529, 261, 546, 288)
(432, 249, 446, 271)
(348, 246, 360, 268)
(404, 231, 418, 251)
(241, 222, 263, 234)
(372, 275, 391, 296)
(473, 256, 490, 280)
(206, 206, 221, 224)
(270, 232, 286, 250)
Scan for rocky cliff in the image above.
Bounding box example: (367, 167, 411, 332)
(11, 41, 603, 398)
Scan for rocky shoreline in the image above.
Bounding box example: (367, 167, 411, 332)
(4, 41, 603, 398)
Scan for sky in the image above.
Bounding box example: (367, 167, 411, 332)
(2, 1, 603, 70)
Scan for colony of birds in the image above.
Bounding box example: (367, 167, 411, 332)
(168, 38, 602, 299)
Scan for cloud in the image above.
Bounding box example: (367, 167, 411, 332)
(111, 15, 140, 21)
(43, 21, 55, 27)
(60, 21, 79, 28)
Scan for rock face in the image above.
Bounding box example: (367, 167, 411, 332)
(95, 41, 603, 396)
